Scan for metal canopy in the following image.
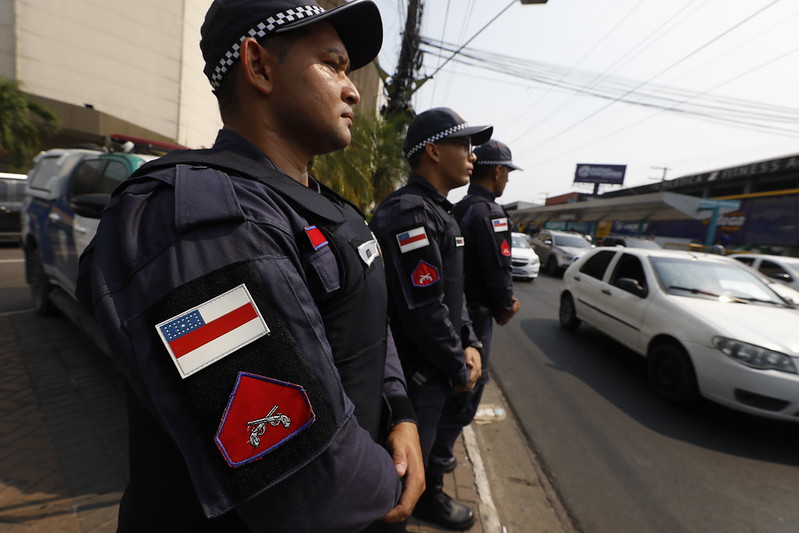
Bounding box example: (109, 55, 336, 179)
(511, 191, 738, 226)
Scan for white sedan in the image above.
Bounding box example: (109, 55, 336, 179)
(729, 253, 799, 291)
(559, 248, 799, 422)
(510, 232, 540, 281)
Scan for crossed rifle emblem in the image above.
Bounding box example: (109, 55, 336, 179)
(247, 405, 292, 448)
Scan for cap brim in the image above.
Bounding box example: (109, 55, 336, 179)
(507, 162, 522, 171)
(446, 124, 493, 146)
(274, 0, 382, 71)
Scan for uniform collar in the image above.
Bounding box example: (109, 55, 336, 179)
(406, 173, 453, 211)
(467, 183, 496, 202)
(209, 129, 345, 224)
(213, 129, 278, 170)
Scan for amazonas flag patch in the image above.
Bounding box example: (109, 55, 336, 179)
(396, 226, 430, 253)
(156, 284, 269, 379)
(492, 218, 509, 233)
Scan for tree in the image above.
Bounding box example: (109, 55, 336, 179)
(0, 77, 60, 171)
(311, 110, 410, 213)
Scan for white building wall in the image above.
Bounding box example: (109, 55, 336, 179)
(14, 0, 191, 142)
(178, 0, 223, 148)
(0, 0, 14, 75)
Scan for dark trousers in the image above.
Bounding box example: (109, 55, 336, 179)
(428, 306, 493, 483)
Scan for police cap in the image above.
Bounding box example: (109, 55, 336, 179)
(473, 139, 522, 171)
(201, 0, 382, 90)
(404, 107, 493, 158)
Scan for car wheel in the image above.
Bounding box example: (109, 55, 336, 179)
(546, 256, 558, 275)
(28, 247, 57, 316)
(647, 343, 699, 406)
(559, 293, 581, 331)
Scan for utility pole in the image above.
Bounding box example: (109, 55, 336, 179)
(383, 0, 424, 118)
(650, 165, 671, 190)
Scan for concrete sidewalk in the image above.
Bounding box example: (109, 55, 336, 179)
(0, 309, 574, 533)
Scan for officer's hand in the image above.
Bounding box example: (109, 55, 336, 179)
(454, 347, 482, 391)
(494, 297, 521, 326)
(380, 422, 425, 523)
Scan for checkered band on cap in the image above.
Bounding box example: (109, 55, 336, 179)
(405, 123, 469, 158)
(209, 5, 325, 89)
(476, 159, 513, 166)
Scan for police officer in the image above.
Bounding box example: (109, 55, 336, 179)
(370, 107, 492, 531)
(75, 1, 424, 531)
(429, 139, 522, 478)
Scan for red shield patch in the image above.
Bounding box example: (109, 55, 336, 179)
(215, 372, 315, 468)
(411, 260, 440, 287)
(501, 240, 511, 257)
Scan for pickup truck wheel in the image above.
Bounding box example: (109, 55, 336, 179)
(28, 248, 58, 316)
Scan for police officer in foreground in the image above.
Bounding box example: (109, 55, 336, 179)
(430, 139, 522, 477)
(75, 1, 424, 531)
(370, 107, 492, 531)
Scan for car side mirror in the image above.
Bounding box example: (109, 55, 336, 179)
(71, 193, 111, 219)
(615, 277, 647, 298)
(771, 272, 793, 282)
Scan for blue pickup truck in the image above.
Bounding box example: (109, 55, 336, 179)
(22, 148, 156, 318)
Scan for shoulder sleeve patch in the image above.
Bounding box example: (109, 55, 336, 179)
(492, 217, 509, 233)
(216, 372, 315, 468)
(396, 226, 429, 253)
(411, 260, 440, 287)
(156, 284, 269, 379)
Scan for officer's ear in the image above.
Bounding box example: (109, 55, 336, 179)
(491, 164, 503, 182)
(424, 142, 441, 163)
(240, 38, 274, 95)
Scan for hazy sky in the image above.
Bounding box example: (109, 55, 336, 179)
(375, 0, 799, 204)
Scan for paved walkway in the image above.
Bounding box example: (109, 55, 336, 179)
(0, 310, 490, 532)
(0, 312, 125, 532)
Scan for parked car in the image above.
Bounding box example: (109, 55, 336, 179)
(22, 148, 156, 315)
(596, 235, 661, 249)
(729, 253, 799, 291)
(0, 172, 27, 243)
(559, 247, 799, 422)
(510, 232, 539, 281)
(530, 229, 593, 275)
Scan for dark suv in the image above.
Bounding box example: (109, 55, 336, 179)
(22, 148, 155, 315)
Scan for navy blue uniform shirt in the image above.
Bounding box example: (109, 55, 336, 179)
(453, 184, 514, 314)
(76, 129, 410, 532)
(370, 173, 477, 388)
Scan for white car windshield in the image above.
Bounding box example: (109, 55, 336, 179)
(512, 235, 531, 249)
(652, 258, 789, 306)
(554, 234, 592, 248)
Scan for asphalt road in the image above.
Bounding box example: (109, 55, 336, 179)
(495, 273, 799, 533)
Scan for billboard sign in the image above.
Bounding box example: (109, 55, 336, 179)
(574, 164, 626, 185)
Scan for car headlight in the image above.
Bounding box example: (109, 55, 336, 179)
(713, 336, 797, 374)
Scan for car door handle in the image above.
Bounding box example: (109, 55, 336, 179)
(602, 288, 612, 295)
(48, 212, 61, 223)
(573, 275, 581, 282)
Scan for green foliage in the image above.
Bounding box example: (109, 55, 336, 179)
(311, 110, 410, 212)
(0, 77, 60, 171)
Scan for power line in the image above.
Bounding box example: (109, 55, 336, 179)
(420, 38, 799, 129)
(424, 0, 516, 82)
(516, 0, 783, 153)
